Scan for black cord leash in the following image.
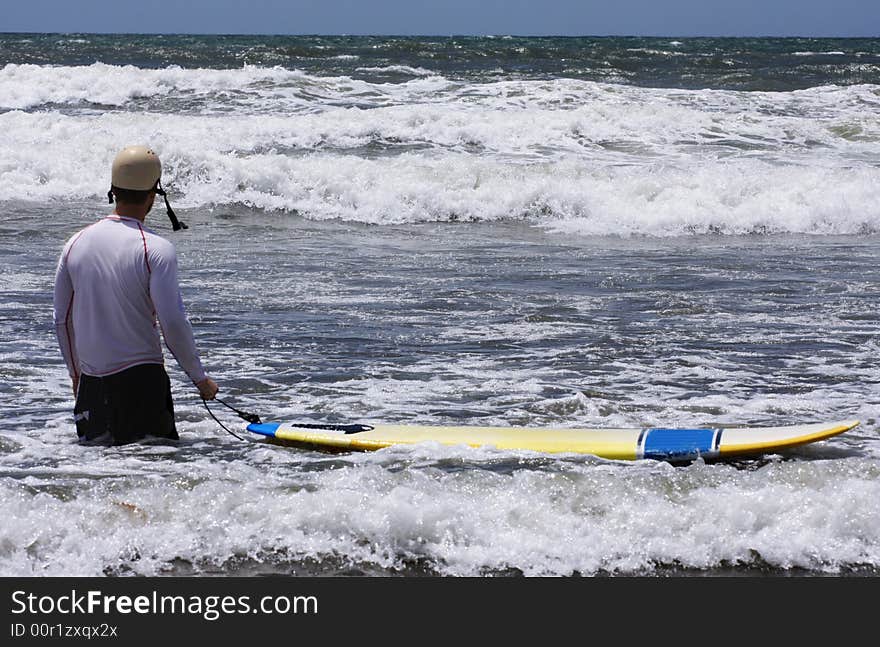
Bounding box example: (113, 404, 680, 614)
(202, 396, 375, 441)
(202, 397, 262, 442)
(215, 397, 262, 424)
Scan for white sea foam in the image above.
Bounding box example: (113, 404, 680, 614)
(0, 62, 454, 112)
(0, 429, 877, 576)
(355, 65, 437, 77)
(2, 109, 877, 235)
(1, 64, 878, 235)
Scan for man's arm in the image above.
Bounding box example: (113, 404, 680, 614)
(148, 240, 218, 399)
(53, 251, 79, 396)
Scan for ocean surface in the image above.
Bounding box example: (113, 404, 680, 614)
(1, 34, 879, 577)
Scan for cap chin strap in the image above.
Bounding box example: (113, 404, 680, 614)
(107, 182, 188, 232)
(155, 182, 187, 231)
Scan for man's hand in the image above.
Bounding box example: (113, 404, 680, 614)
(71, 375, 79, 397)
(196, 377, 219, 400)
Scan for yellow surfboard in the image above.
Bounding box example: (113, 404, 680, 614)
(246, 419, 860, 461)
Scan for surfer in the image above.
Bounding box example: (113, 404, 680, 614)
(53, 145, 219, 445)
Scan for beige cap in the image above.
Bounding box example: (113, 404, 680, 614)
(111, 145, 161, 191)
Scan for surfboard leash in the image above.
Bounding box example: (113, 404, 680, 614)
(202, 398, 375, 441)
(202, 397, 263, 442)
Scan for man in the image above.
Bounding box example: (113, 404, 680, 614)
(53, 145, 219, 445)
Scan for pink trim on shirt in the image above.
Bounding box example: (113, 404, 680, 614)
(136, 221, 152, 274)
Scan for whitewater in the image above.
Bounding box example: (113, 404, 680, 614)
(1, 35, 878, 576)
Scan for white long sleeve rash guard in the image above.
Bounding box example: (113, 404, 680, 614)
(53, 215, 207, 385)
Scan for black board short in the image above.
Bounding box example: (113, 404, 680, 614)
(74, 363, 179, 445)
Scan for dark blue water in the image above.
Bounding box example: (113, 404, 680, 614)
(2, 33, 879, 89)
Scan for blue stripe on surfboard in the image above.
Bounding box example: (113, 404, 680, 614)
(247, 422, 281, 437)
(643, 428, 716, 460)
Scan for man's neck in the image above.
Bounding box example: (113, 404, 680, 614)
(113, 205, 148, 222)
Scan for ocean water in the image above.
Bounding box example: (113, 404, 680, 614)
(1, 34, 879, 577)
